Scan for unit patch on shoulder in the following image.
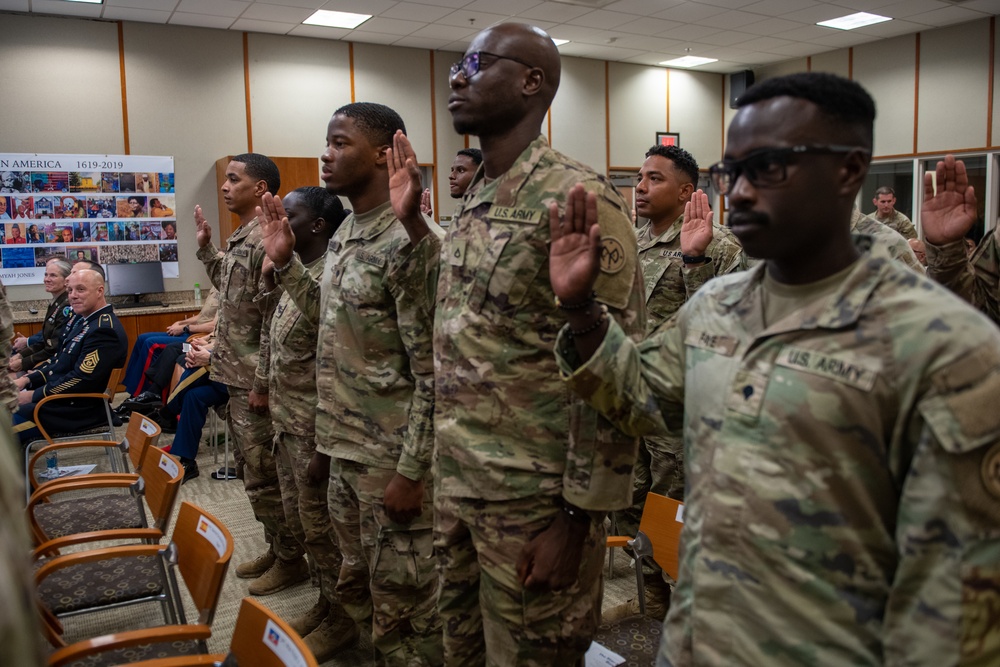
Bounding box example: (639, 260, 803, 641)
(80, 350, 100, 374)
(982, 442, 1000, 500)
(600, 236, 626, 274)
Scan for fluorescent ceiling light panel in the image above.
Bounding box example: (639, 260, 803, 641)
(65, 0, 103, 3)
(817, 12, 891, 30)
(552, 39, 570, 46)
(303, 10, 371, 29)
(660, 56, 717, 68)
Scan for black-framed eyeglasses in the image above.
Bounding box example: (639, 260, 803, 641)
(449, 51, 535, 81)
(708, 144, 869, 195)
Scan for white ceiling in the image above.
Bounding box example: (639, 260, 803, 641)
(2, 0, 999, 73)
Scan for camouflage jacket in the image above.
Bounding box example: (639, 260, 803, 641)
(0, 281, 14, 411)
(20, 290, 70, 369)
(267, 257, 324, 438)
(637, 215, 745, 334)
(197, 218, 275, 394)
(434, 135, 646, 510)
(851, 208, 923, 273)
(277, 202, 442, 480)
(557, 252, 1000, 665)
(873, 208, 917, 240)
(926, 229, 1000, 327)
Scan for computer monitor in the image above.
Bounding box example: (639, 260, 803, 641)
(106, 261, 165, 308)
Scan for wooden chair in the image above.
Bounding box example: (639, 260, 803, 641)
(48, 597, 318, 667)
(35, 500, 234, 650)
(29, 442, 179, 550)
(606, 492, 684, 615)
(27, 412, 161, 499)
(23, 366, 127, 501)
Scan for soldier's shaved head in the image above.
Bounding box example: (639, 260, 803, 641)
(482, 23, 561, 110)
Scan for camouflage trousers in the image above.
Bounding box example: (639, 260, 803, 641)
(227, 387, 302, 562)
(434, 494, 606, 667)
(613, 432, 683, 581)
(327, 459, 442, 666)
(274, 431, 344, 606)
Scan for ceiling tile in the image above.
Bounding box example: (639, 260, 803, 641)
(699, 9, 774, 29)
(320, 0, 397, 13)
(239, 3, 313, 21)
(175, 0, 250, 18)
(691, 29, 758, 46)
(247, 0, 324, 7)
(958, 0, 1000, 14)
(391, 35, 448, 48)
(286, 22, 350, 38)
(353, 16, 423, 35)
(463, 0, 539, 13)
(613, 17, 682, 37)
(739, 17, 803, 35)
(102, 6, 173, 21)
(874, 0, 944, 19)
(772, 23, 834, 41)
(345, 28, 404, 44)
(168, 11, 236, 28)
(408, 22, 475, 40)
(0, 0, 29, 10)
(435, 9, 510, 29)
(659, 24, 724, 41)
(565, 9, 642, 30)
(603, 0, 685, 16)
(652, 2, 728, 23)
(518, 1, 593, 22)
(230, 17, 297, 33)
(696, 0, 762, 8)
(906, 5, 988, 27)
(32, 0, 103, 17)
(107, 0, 180, 9)
(741, 0, 822, 16)
(380, 2, 453, 21)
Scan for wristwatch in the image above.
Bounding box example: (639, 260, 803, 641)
(183, 325, 190, 335)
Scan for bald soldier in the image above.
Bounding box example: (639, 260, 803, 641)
(12, 269, 126, 443)
(391, 22, 645, 665)
(551, 72, 1000, 666)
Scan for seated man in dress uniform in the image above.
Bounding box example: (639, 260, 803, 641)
(12, 268, 127, 444)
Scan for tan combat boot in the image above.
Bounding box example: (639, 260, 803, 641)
(248, 557, 310, 596)
(288, 592, 331, 637)
(235, 550, 276, 579)
(303, 610, 360, 662)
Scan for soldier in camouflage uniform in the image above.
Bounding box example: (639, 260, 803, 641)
(415, 24, 645, 665)
(551, 72, 1000, 667)
(0, 279, 16, 412)
(260, 187, 356, 662)
(262, 103, 443, 665)
(870, 185, 917, 239)
(923, 157, 1000, 326)
(194, 153, 308, 595)
(850, 206, 924, 272)
(610, 146, 746, 621)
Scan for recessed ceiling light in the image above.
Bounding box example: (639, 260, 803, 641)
(817, 12, 891, 30)
(552, 39, 570, 46)
(660, 56, 718, 68)
(65, 0, 103, 4)
(303, 10, 371, 30)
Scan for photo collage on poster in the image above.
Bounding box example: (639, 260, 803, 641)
(0, 168, 177, 271)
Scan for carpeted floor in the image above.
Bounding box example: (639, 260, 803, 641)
(44, 407, 657, 666)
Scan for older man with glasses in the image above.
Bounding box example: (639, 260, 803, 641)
(550, 71, 1000, 666)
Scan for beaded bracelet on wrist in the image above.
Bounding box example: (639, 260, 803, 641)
(554, 291, 596, 311)
(567, 304, 608, 337)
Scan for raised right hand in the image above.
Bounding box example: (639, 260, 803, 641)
(256, 192, 296, 268)
(549, 183, 602, 305)
(922, 154, 978, 245)
(194, 205, 212, 248)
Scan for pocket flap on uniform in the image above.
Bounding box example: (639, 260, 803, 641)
(919, 369, 1000, 454)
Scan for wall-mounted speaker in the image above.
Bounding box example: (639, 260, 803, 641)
(729, 70, 755, 109)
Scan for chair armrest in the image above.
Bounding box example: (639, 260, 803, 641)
(48, 625, 212, 667)
(35, 543, 164, 584)
(28, 439, 126, 485)
(38, 599, 65, 647)
(33, 392, 115, 444)
(127, 656, 223, 667)
(34, 529, 163, 560)
(29, 475, 137, 506)
(606, 536, 631, 549)
(32, 473, 139, 499)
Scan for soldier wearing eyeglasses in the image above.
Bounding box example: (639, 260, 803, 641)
(550, 72, 1000, 666)
(389, 22, 645, 666)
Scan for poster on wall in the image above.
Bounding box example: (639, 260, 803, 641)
(0, 153, 178, 286)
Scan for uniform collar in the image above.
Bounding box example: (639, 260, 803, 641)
(463, 135, 550, 211)
(227, 216, 259, 246)
(344, 201, 396, 241)
(718, 244, 885, 330)
(637, 214, 684, 247)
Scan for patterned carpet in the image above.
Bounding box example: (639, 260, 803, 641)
(47, 410, 658, 666)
